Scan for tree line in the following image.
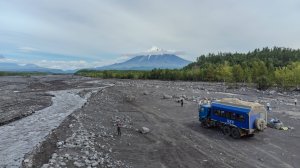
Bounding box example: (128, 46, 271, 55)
(76, 47, 300, 90)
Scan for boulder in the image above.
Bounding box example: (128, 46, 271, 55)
(125, 95, 136, 102)
(163, 94, 172, 99)
(140, 127, 150, 134)
(269, 90, 276, 95)
(56, 141, 64, 148)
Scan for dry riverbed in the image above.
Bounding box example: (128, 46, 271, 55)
(0, 75, 299, 168)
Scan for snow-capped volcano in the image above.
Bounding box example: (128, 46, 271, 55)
(95, 47, 191, 70)
(125, 46, 185, 57)
(145, 46, 166, 55)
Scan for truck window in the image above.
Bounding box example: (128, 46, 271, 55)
(200, 108, 205, 113)
(236, 114, 245, 122)
(214, 110, 221, 116)
(221, 111, 225, 117)
(231, 113, 236, 120)
(225, 112, 231, 119)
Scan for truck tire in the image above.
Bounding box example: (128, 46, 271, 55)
(222, 126, 231, 136)
(201, 121, 207, 128)
(247, 134, 254, 137)
(255, 119, 266, 131)
(231, 127, 241, 139)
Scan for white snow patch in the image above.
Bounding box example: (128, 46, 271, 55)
(0, 85, 112, 167)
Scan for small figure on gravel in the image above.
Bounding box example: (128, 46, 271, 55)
(117, 122, 122, 136)
(295, 99, 297, 106)
(181, 98, 184, 107)
(266, 102, 270, 111)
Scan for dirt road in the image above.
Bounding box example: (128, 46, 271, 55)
(1, 76, 299, 168)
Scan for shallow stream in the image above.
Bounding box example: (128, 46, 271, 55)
(0, 86, 108, 167)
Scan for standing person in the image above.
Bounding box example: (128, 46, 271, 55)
(181, 98, 183, 107)
(266, 102, 270, 111)
(295, 98, 297, 106)
(117, 122, 121, 136)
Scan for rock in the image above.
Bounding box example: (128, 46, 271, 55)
(163, 94, 172, 99)
(52, 153, 58, 159)
(74, 161, 84, 167)
(258, 158, 264, 162)
(125, 95, 136, 102)
(85, 159, 91, 165)
(24, 159, 30, 163)
(91, 161, 99, 167)
(49, 159, 56, 164)
(140, 127, 150, 134)
(41, 164, 49, 168)
(269, 90, 276, 95)
(56, 141, 64, 148)
(60, 162, 66, 166)
(64, 153, 70, 159)
(143, 91, 149, 95)
(99, 158, 104, 164)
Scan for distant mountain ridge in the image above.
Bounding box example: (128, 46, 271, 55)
(0, 62, 73, 73)
(96, 54, 191, 70)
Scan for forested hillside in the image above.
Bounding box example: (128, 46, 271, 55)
(76, 47, 300, 90)
(186, 47, 300, 68)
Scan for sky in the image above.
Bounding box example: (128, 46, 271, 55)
(1, 0, 300, 70)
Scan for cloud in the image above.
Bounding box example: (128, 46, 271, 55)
(0, 57, 17, 63)
(33, 60, 104, 70)
(19, 47, 39, 53)
(0, 54, 4, 59)
(0, 0, 300, 65)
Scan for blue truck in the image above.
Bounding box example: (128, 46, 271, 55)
(199, 98, 267, 138)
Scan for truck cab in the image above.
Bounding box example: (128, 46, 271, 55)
(199, 104, 211, 122)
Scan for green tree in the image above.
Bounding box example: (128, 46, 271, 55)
(232, 64, 244, 82)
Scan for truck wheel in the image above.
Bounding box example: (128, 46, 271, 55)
(222, 126, 231, 136)
(231, 127, 241, 139)
(247, 134, 254, 137)
(255, 119, 266, 131)
(201, 120, 208, 128)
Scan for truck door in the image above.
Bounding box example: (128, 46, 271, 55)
(199, 106, 209, 120)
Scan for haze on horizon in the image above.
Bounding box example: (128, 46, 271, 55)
(0, 0, 300, 70)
